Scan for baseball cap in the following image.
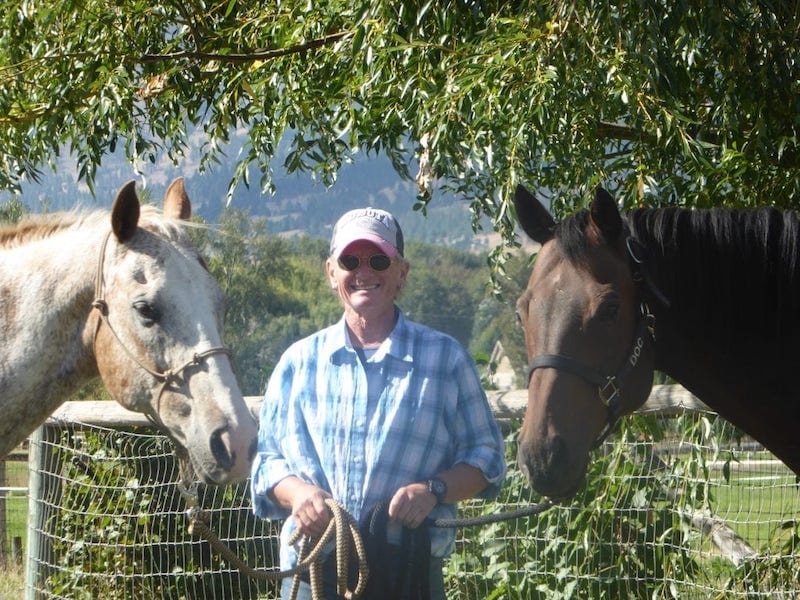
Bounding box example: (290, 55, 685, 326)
(330, 208, 405, 258)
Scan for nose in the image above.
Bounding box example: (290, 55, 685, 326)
(519, 434, 577, 497)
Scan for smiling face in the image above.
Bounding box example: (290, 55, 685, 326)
(326, 239, 409, 322)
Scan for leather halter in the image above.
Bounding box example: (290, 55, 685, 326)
(525, 236, 658, 449)
(91, 230, 230, 428)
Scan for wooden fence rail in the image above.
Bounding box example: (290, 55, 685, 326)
(44, 384, 709, 427)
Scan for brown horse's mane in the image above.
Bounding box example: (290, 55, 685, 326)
(556, 206, 800, 348)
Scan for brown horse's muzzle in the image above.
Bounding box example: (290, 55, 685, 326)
(518, 431, 589, 499)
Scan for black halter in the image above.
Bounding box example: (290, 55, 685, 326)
(525, 236, 661, 449)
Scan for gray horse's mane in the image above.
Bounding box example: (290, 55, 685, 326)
(0, 205, 189, 248)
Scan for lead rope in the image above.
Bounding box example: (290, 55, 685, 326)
(181, 477, 552, 598)
(179, 482, 368, 599)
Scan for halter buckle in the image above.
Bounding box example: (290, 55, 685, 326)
(598, 377, 620, 407)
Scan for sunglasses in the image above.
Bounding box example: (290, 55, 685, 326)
(337, 254, 393, 272)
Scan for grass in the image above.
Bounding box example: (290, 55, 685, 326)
(707, 460, 800, 550)
(2, 460, 28, 551)
(1, 458, 27, 600)
(0, 559, 24, 599)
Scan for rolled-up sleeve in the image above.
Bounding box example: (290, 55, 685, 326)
(452, 351, 506, 499)
(250, 355, 295, 520)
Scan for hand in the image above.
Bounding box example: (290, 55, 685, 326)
(289, 483, 333, 539)
(387, 482, 437, 529)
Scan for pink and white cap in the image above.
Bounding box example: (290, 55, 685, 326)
(330, 208, 405, 258)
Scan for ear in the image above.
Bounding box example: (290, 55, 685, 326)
(514, 184, 556, 244)
(325, 258, 338, 288)
(111, 180, 141, 242)
(163, 177, 192, 220)
(589, 187, 623, 243)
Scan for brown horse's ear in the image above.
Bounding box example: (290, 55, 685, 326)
(111, 180, 141, 242)
(589, 187, 623, 243)
(514, 184, 556, 244)
(163, 177, 192, 220)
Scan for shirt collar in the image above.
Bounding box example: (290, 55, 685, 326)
(326, 307, 413, 364)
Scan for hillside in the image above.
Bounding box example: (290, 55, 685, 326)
(2, 140, 499, 251)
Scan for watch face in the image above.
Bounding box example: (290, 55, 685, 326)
(429, 478, 447, 502)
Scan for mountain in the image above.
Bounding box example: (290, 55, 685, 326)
(3, 136, 499, 251)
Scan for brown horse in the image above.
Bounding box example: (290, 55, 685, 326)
(514, 184, 800, 499)
(0, 178, 257, 485)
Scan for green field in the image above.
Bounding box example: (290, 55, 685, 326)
(1, 459, 28, 599)
(2, 458, 28, 551)
(709, 460, 800, 550)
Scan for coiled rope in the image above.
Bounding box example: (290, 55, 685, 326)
(181, 483, 368, 600)
(180, 481, 552, 599)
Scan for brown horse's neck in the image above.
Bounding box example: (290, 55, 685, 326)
(629, 208, 800, 476)
(648, 283, 800, 478)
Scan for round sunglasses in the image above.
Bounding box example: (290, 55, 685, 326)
(337, 253, 393, 272)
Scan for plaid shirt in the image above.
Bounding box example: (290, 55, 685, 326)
(251, 309, 506, 567)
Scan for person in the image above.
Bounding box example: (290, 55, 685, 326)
(251, 207, 506, 599)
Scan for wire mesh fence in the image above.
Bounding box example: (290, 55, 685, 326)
(17, 407, 800, 599)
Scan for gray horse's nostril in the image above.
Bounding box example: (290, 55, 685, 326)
(210, 427, 235, 472)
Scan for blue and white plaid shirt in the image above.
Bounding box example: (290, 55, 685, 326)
(251, 308, 506, 567)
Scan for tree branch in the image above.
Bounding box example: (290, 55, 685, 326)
(595, 121, 653, 143)
(139, 31, 353, 64)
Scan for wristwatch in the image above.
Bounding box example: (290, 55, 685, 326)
(427, 478, 448, 504)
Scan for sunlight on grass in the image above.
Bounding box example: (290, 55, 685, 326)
(0, 559, 25, 599)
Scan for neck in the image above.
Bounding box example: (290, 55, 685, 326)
(344, 305, 397, 348)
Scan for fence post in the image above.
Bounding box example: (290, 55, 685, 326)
(25, 425, 58, 600)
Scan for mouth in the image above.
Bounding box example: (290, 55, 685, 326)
(350, 282, 380, 291)
(172, 441, 224, 486)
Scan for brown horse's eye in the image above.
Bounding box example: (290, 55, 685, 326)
(596, 298, 620, 322)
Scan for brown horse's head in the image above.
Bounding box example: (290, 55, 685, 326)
(514, 185, 655, 499)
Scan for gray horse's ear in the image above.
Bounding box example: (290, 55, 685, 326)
(514, 184, 556, 244)
(111, 180, 141, 242)
(163, 177, 192, 220)
(589, 187, 623, 243)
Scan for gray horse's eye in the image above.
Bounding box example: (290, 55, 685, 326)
(133, 301, 159, 325)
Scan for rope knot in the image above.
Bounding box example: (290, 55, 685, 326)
(91, 299, 109, 315)
(186, 506, 210, 536)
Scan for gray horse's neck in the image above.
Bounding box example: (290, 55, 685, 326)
(0, 228, 102, 457)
